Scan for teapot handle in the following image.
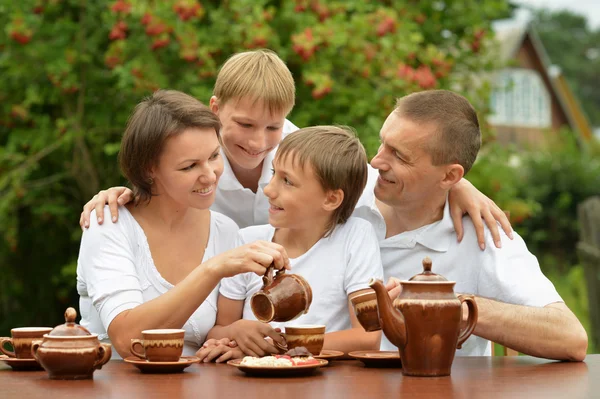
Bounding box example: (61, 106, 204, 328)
(261, 263, 286, 288)
(456, 294, 478, 349)
(93, 343, 112, 370)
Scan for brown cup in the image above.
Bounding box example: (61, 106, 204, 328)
(275, 325, 326, 356)
(350, 290, 381, 332)
(0, 327, 53, 359)
(130, 329, 184, 362)
(250, 265, 312, 323)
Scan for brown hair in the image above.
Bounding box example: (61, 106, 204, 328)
(214, 49, 295, 115)
(119, 90, 221, 204)
(395, 90, 481, 175)
(275, 126, 368, 236)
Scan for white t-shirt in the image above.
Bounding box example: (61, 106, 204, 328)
(356, 189, 563, 356)
(211, 119, 299, 228)
(219, 217, 384, 332)
(76, 206, 239, 357)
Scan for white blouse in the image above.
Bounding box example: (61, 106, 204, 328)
(76, 206, 238, 357)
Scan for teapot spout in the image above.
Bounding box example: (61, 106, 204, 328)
(369, 278, 407, 350)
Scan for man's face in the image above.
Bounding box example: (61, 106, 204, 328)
(210, 96, 287, 172)
(370, 112, 447, 208)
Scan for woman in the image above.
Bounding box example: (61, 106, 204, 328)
(76, 90, 288, 358)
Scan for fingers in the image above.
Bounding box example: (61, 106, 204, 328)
(482, 209, 502, 249)
(251, 241, 290, 270)
(385, 277, 402, 299)
(94, 191, 110, 225)
(450, 206, 465, 243)
(494, 207, 514, 240)
(470, 213, 486, 251)
(117, 188, 134, 206)
(106, 191, 121, 223)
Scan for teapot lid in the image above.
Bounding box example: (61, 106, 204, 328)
(48, 307, 92, 336)
(408, 257, 448, 282)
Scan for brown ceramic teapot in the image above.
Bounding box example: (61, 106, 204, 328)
(31, 307, 112, 380)
(369, 257, 477, 377)
(250, 264, 312, 323)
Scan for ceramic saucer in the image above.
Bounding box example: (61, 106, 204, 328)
(314, 350, 345, 361)
(348, 351, 402, 368)
(0, 355, 44, 371)
(228, 358, 328, 377)
(123, 356, 200, 373)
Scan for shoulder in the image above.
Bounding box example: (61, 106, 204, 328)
(83, 206, 135, 242)
(210, 211, 239, 234)
(282, 119, 299, 136)
(460, 215, 531, 257)
(333, 217, 378, 246)
(238, 224, 274, 243)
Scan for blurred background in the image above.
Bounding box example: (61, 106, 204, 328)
(0, 0, 598, 354)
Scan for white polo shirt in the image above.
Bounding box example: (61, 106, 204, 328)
(211, 119, 299, 228)
(357, 188, 563, 356)
(77, 206, 239, 358)
(219, 217, 384, 333)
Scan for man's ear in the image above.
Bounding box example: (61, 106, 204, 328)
(209, 96, 219, 114)
(322, 188, 344, 212)
(440, 164, 464, 190)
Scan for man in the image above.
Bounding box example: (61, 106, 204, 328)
(357, 90, 588, 360)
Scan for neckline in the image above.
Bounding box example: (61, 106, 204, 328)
(129, 209, 214, 289)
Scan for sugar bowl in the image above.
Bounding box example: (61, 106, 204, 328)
(31, 307, 112, 379)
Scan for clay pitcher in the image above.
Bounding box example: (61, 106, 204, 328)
(250, 264, 312, 323)
(370, 257, 477, 377)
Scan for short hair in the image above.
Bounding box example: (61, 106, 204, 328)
(214, 49, 295, 116)
(275, 126, 368, 236)
(394, 90, 481, 175)
(119, 90, 221, 204)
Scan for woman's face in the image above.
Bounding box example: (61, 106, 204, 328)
(150, 127, 223, 210)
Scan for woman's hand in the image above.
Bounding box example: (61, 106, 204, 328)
(448, 179, 513, 250)
(205, 240, 291, 279)
(385, 277, 402, 300)
(80, 186, 134, 229)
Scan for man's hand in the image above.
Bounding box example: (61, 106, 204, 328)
(196, 338, 244, 363)
(385, 277, 402, 300)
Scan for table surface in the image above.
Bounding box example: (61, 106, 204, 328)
(1, 355, 597, 399)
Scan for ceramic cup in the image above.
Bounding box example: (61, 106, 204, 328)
(0, 327, 53, 359)
(250, 266, 312, 323)
(350, 290, 382, 332)
(275, 325, 326, 356)
(130, 329, 185, 362)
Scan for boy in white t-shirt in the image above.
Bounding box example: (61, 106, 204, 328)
(200, 126, 384, 361)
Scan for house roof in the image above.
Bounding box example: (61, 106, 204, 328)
(492, 18, 594, 142)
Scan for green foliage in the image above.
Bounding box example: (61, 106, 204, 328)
(532, 9, 600, 126)
(1, 0, 509, 332)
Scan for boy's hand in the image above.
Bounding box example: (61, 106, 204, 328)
(206, 240, 291, 279)
(197, 339, 244, 363)
(226, 320, 284, 358)
(385, 277, 402, 300)
(80, 186, 134, 229)
(448, 178, 513, 250)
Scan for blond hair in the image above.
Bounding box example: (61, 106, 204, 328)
(395, 90, 481, 175)
(214, 49, 295, 115)
(275, 126, 368, 236)
(119, 90, 221, 204)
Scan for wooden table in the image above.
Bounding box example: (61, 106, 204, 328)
(1, 355, 596, 399)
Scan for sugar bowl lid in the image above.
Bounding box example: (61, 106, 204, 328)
(48, 307, 92, 336)
(408, 257, 448, 282)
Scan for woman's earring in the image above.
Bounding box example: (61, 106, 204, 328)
(147, 177, 154, 185)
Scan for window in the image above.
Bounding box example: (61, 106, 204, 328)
(489, 68, 551, 128)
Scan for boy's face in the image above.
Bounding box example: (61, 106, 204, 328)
(151, 127, 223, 210)
(210, 96, 287, 172)
(263, 154, 334, 230)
